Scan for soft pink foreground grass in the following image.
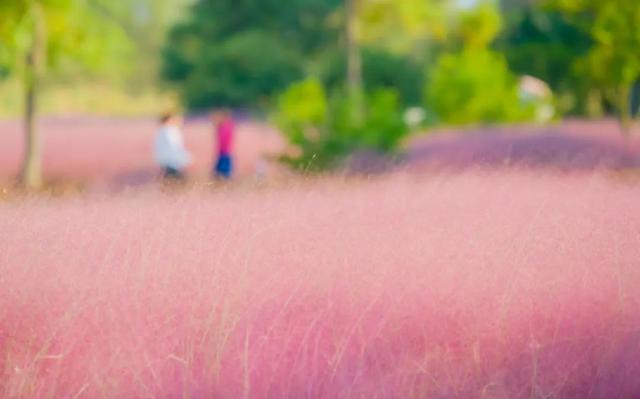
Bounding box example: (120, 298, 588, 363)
(1, 171, 640, 398)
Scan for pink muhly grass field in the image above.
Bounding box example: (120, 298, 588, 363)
(0, 118, 285, 186)
(1, 171, 640, 398)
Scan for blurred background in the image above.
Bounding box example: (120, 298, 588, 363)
(1, 0, 639, 191)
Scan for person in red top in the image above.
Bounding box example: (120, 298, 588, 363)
(212, 109, 235, 179)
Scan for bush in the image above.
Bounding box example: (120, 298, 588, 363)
(336, 89, 408, 152)
(276, 79, 408, 171)
(425, 49, 533, 125)
(275, 78, 328, 147)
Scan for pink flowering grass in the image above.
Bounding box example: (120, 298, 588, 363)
(2, 118, 639, 190)
(405, 119, 640, 172)
(1, 171, 640, 398)
(0, 117, 285, 187)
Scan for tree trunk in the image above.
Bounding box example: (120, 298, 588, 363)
(617, 85, 632, 137)
(345, 0, 364, 123)
(22, 2, 46, 190)
(585, 89, 604, 119)
(631, 81, 640, 119)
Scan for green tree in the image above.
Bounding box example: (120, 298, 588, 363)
(549, 0, 640, 133)
(90, 0, 193, 88)
(345, 0, 364, 122)
(585, 1, 640, 133)
(0, 0, 130, 189)
(425, 3, 532, 125)
(359, 0, 448, 54)
(497, 6, 593, 115)
(178, 30, 304, 109)
(426, 49, 529, 125)
(451, 3, 503, 50)
(162, 0, 341, 110)
(322, 47, 424, 106)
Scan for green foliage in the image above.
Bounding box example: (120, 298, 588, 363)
(275, 78, 328, 147)
(328, 88, 407, 153)
(322, 47, 424, 106)
(452, 3, 503, 49)
(163, 0, 341, 110)
(0, 0, 192, 106)
(425, 49, 532, 125)
(0, 0, 133, 80)
(86, 0, 193, 88)
(358, 89, 409, 151)
(582, 1, 640, 126)
(497, 7, 592, 115)
(542, 0, 640, 127)
(359, 0, 449, 53)
(0, 46, 11, 80)
(276, 79, 408, 170)
(178, 30, 304, 110)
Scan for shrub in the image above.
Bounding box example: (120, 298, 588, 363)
(275, 78, 328, 147)
(344, 88, 408, 152)
(276, 80, 408, 171)
(425, 49, 534, 125)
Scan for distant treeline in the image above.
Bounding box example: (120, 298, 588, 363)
(162, 0, 640, 126)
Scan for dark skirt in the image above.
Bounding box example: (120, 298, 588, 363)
(215, 154, 233, 179)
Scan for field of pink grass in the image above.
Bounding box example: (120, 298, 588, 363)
(404, 120, 640, 173)
(2, 118, 640, 190)
(0, 117, 286, 187)
(2, 170, 640, 398)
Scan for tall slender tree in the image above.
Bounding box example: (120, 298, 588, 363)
(345, 0, 364, 122)
(22, 2, 47, 189)
(549, 0, 640, 134)
(0, 0, 131, 189)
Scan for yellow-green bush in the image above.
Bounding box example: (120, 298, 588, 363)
(425, 49, 534, 125)
(276, 79, 408, 171)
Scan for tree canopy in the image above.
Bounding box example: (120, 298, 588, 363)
(0, 0, 132, 79)
(162, 0, 341, 109)
(0, 0, 133, 188)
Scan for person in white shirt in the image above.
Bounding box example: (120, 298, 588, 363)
(154, 112, 191, 180)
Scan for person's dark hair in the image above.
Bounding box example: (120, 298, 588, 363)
(160, 111, 177, 124)
(211, 108, 232, 124)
